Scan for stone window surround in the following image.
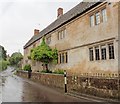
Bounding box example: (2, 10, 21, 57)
(58, 51, 68, 64)
(58, 28, 66, 40)
(46, 34, 51, 44)
(88, 41, 115, 61)
(89, 5, 107, 27)
(101, 8, 107, 22)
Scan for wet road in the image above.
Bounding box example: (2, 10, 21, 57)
(1, 67, 116, 103)
(0, 67, 91, 103)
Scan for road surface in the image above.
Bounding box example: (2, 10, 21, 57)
(0, 67, 118, 103)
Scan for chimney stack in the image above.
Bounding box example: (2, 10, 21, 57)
(34, 29, 39, 35)
(57, 8, 63, 18)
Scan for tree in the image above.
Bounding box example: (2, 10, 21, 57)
(0, 45, 7, 60)
(0, 45, 9, 71)
(30, 37, 58, 72)
(9, 52, 23, 67)
(0, 60, 9, 71)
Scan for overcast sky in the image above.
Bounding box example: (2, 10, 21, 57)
(0, 0, 83, 56)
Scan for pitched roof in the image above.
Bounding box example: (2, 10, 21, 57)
(24, 0, 105, 49)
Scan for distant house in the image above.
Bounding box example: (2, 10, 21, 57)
(23, 0, 120, 76)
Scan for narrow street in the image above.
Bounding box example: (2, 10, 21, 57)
(0, 67, 116, 103)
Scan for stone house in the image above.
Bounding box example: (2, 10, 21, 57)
(23, 0, 120, 76)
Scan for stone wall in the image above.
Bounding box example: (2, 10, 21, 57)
(17, 70, 64, 89)
(17, 71, 119, 100)
(67, 76, 119, 99)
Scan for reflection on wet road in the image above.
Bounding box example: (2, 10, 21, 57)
(1, 67, 23, 102)
(0, 67, 87, 102)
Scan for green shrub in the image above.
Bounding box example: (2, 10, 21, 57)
(23, 64, 31, 71)
(0, 60, 9, 71)
(40, 69, 64, 74)
(41, 70, 52, 73)
(53, 69, 64, 74)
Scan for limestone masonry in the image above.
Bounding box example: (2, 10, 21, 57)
(23, 0, 120, 76)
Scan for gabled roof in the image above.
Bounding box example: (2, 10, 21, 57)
(24, 0, 105, 49)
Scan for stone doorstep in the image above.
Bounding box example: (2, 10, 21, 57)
(67, 91, 119, 103)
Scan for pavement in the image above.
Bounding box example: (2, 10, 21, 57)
(67, 91, 119, 103)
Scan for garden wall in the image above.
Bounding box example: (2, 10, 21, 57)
(17, 70, 64, 89)
(16, 70, 119, 100)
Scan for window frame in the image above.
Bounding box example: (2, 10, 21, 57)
(101, 8, 107, 22)
(46, 35, 51, 44)
(58, 52, 68, 64)
(101, 45, 107, 60)
(89, 47, 94, 61)
(90, 15, 95, 27)
(108, 43, 115, 59)
(95, 46, 100, 60)
(58, 28, 66, 40)
(65, 52, 68, 63)
(89, 5, 107, 26)
(88, 41, 115, 62)
(95, 12, 101, 25)
(59, 54, 62, 63)
(61, 53, 64, 63)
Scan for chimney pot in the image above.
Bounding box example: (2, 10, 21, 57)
(57, 8, 63, 18)
(34, 29, 39, 35)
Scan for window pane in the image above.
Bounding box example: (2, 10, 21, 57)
(62, 53, 64, 63)
(61, 30, 64, 39)
(60, 31, 62, 39)
(108, 43, 115, 59)
(89, 48, 94, 61)
(46, 36, 51, 44)
(65, 52, 68, 63)
(60, 54, 61, 63)
(58, 32, 60, 40)
(90, 15, 95, 27)
(102, 9, 107, 22)
(101, 45, 106, 60)
(95, 47, 100, 60)
(95, 12, 100, 25)
(64, 29, 66, 37)
(63, 29, 66, 38)
(58, 29, 66, 40)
